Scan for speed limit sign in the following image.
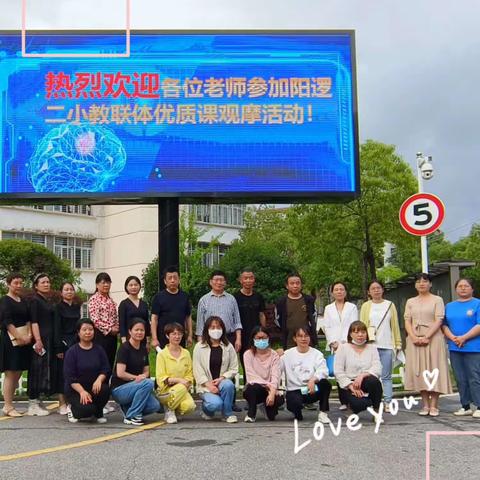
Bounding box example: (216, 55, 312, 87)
(399, 193, 445, 236)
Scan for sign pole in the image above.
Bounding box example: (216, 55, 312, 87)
(157, 198, 180, 290)
(417, 162, 429, 273)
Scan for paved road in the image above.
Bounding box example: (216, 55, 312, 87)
(0, 395, 479, 480)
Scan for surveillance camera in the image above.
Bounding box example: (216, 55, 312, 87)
(420, 162, 434, 180)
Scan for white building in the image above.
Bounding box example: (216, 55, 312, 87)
(0, 203, 246, 303)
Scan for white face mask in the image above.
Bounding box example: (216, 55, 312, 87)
(208, 329, 223, 340)
(352, 338, 367, 346)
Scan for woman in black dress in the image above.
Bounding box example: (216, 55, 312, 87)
(54, 282, 82, 415)
(0, 273, 32, 417)
(27, 273, 62, 416)
(118, 276, 150, 347)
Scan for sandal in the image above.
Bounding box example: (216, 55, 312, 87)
(429, 408, 439, 417)
(418, 407, 430, 416)
(2, 406, 23, 417)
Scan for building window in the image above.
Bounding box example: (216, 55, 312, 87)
(190, 205, 246, 227)
(2, 231, 93, 270)
(32, 205, 92, 215)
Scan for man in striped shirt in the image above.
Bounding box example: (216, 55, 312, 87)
(196, 270, 243, 352)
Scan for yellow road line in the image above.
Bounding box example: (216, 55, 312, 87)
(0, 420, 165, 462)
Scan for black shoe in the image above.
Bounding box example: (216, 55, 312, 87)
(232, 403, 242, 412)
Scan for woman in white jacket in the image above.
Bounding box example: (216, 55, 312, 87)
(322, 282, 359, 352)
(321, 282, 358, 410)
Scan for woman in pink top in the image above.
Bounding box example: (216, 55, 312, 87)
(88, 272, 119, 372)
(242, 326, 284, 422)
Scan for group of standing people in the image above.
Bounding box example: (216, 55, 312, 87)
(1, 265, 479, 424)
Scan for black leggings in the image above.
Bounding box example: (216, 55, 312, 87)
(243, 383, 284, 420)
(66, 383, 110, 419)
(94, 329, 117, 373)
(338, 375, 383, 414)
(286, 378, 331, 420)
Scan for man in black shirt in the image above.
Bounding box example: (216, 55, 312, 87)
(151, 267, 193, 349)
(234, 269, 266, 385)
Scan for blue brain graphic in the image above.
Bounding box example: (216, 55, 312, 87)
(28, 124, 127, 193)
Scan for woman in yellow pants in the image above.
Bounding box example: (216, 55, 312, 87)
(156, 323, 196, 424)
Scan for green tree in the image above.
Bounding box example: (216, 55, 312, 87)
(452, 223, 480, 284)
(0, 239, 79, 295)
(286, 140, 419, 297)
(142, 211, 219, 307)
(219, 236, 298, 304)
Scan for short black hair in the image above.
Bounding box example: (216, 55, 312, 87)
(414, 272, 432, 282)
(124, 275, 141, 293)
(210, 270, 227, 281)
(163, 266, 180, 279)
(454, 277, 475, 290)
(95, 272, 112, 284)
(6, 272, 23, 284)
(127, 317, 146, 331)
(76, 318, 94, 333)
(286, 273, 302, 283)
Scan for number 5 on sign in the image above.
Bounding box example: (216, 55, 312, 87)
(399, 193, 445, 236)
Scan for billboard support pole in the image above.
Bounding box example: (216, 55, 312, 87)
(157, 198, 180, 290)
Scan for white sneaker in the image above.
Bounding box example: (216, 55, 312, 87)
(317, 411, 331, 424)
(103, 404, 115, 415)
(338, 404, 348, 411)
(472, 409, 480, 419)
(453, 407, 473, 416)
(67, 411, 78, 423)
(224, 415, 238, 423)
(244, 415, 255, 423)
(96, 417, 107, 424)
(384, 402, 391, 413)
(164, 409, 178, 424)
(200, 411, 213, 421)
(58, 404, 69, 415)
(27, 402, 50, 416)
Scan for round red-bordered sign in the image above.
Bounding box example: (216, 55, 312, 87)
(399, 193, 445, 236)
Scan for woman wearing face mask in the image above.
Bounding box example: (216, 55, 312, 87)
(118, 276, 150, 346)
(156, 323, 195, 424)
(334, 321, 383, 415)
(111, 319, 160, 426)
(54, 282, 82, 415)
(0, 273, 32, 417)
(281, 326, 332, 423)
(360, 280, 402, 411)
(404, 273, 452, 416)
(27, 273, 62, 416)
(242, 326, 283, 422)
(193, 316, 239, 423)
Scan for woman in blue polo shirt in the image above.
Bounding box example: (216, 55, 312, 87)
(443, 278, 480, 418)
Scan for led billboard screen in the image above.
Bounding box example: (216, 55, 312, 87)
(0, 31, 359, 201)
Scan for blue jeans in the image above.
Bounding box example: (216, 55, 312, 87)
(111, 378, 161, 419)
(378, 348, 394, 403)
(450, 351, 480, 408)
(201, 379, 235, 417)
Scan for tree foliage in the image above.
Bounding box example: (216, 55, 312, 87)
(0, 239, 79, 295)
(219, 236, 298, 304)
(142, 211, 218, 307)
